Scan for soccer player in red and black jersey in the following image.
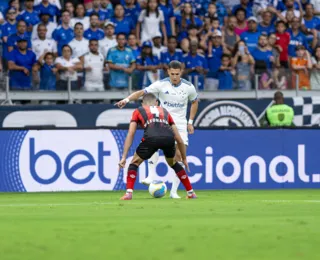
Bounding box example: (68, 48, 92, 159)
(118, 93, 197, 200)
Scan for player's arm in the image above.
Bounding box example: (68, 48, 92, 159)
(188, 86, 199, 134)
(120, 121, 138, 168)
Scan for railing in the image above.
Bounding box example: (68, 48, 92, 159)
(0, 69, 314, 105)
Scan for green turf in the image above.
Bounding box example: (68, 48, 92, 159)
(0, 190, 320, 260)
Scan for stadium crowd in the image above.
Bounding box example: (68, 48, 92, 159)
(1, 0, 320, 91)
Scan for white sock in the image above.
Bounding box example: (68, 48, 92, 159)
(147, 151, 159, 180)
(126, 189, 133, 193)
(171, 162, 183, 194)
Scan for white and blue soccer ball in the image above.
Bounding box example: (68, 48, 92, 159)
(148, 180, 167, 198)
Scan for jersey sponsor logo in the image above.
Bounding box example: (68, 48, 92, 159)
(194, 101, 260, 127)
(163, 101, 184, 108)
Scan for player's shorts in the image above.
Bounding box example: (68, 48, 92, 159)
(136, 136, 176, 160)
(176, 124, 188, 146)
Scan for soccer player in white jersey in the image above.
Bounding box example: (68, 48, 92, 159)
(116, 60, 198, 199)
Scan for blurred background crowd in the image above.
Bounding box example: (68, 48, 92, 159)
(1, 0, 320, 92)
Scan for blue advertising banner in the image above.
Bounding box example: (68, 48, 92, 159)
(0, 129, 319, 192)
(1, 97, 320, 128)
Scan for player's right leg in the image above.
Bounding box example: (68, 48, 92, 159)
(142, 151, 159, 186)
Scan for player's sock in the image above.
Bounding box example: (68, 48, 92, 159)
(126, 164, 138, 191)
(171, 162, 193, 192)
(147, 151, 159, 180)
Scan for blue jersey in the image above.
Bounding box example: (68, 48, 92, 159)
(258, 23, 275, 35)
(34, 3, 60, 22)
(276, 0, 301, 11)
(207, 46, 223, 78)
(124, 4, 141, 24)
(175, 15, 203, 41)
(17, 10, 40, 26)
(107, 47, 136, 88)
(1, 21, 17, 59)
(200, 0, 227, 25)
(251, 48, 274, 69)
(288, 29, 310, 57)
(40, 64, 56, 90)
(86, 8, 111, 21)
(8, 49, 37, 89)
(160, 49, 183, 64)
(159, 3, 174, 36)
(129, 46, 141, 60)
(84, 28, 104, 40)
(7, 33, 32, 51)
(110, 17, 135, 36)
(52, 26, 74, 55)
(232, 4, 253, 18)
(218, 69, 233, 90)
(240, 31, 261, 53)
(304, 17, 320, 30)
(137, 55, 160, 87)
(183, 53, 208, 90)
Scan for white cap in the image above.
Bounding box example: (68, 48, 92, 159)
(247, 16, 258, 23)
(104, 21, 115, 27)
(212, 30, 222, 37)
(152, 32, 162, 38)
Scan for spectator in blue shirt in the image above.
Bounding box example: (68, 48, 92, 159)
(160, 36, 183, 71)
(110, 4, 135, 37)
(251, 34, 275, 71)
(200, 1, 228, 26)
(232, 0, 253, 18)
(52, 10, 74, 55)
(17, 0, 40, 37)
(8, 38, 37, 89)
(136, 40, 161, 87)
(183, 40, 208, 90)
(175, 3, 203, 42)
(123, 0, 141, 24)
(288, 16, 313, 57)
(37, 52, 57, 90)
(7, 20, 32, 53)
(218, 54, 235, 90)
(258, 11, 276, 35)
(206, 30, 224, 90)
(34, 0, 60, 22)
(86, 0, 111, 22)
(107, 33, 136, 89)
(84, 13, 104, 40)
(3, 0, 19, 17)
(240, 16, 261, 53)
(127, 33, 141, 59)
(101, 0, 114, 17)
(159, 0, 175, 36)
(302, 4, 320, 42)
(1, 8, 17, 63)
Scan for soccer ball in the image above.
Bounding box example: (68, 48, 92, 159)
(148, 180, 167, 198)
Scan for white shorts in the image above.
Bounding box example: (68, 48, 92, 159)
(176, 125, 188, 146)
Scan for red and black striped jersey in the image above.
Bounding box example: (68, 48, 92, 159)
(131, 106, 175, 138)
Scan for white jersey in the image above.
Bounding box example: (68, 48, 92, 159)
(144, 78, 198, 128)
(83, 52, 105, 90)
(32, 22, 57, 40)
(32, 38, 57, 59)
(69, 38, 89, 58)
(99, 36, 117, 58)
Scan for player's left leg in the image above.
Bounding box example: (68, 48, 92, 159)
(120, 153, 144, 200)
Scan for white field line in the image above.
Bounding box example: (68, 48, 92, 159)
(0, 200, 319, 207)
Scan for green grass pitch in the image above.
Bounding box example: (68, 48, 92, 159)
(0, 190, 320, 260)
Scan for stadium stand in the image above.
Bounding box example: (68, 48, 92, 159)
(0, 0, 319, 104)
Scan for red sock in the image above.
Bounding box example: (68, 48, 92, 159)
(126, 164, 138, 190)
(176, 169, 193, 192)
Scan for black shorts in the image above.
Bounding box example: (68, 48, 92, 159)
(136, 136, 176, 160)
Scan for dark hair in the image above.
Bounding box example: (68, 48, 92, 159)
(233, 40, 247, 59)
(259, 34, 268, 40)
(276, 20, 287, 27)
(62, 44, 73, 55)
(89, 39, 99, 44)
(17, 20, 26, 27)
(314, 46, 320, 61)
(168, 60, 182, 69)
(116, 32, 127, 39)
(181, 3, 195, 30)
(143, 93, 157, 103)
(89, 12, 99, 19)
(146, 0, 159, 17)
(74, 22, 83, 29)
(61, 9, 70, 16)
(212, 17, 219, 23)
(235, 7, 246, 17)
(221, 54, 231, 60)
(168, 35, 177, 42)
(37, 23, 47, 30)
(44, 52, 54, 60)
(274, 91, 284, 101)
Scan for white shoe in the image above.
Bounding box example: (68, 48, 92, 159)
(170, 193, 181, 199)
(141, 177, 153, 186)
